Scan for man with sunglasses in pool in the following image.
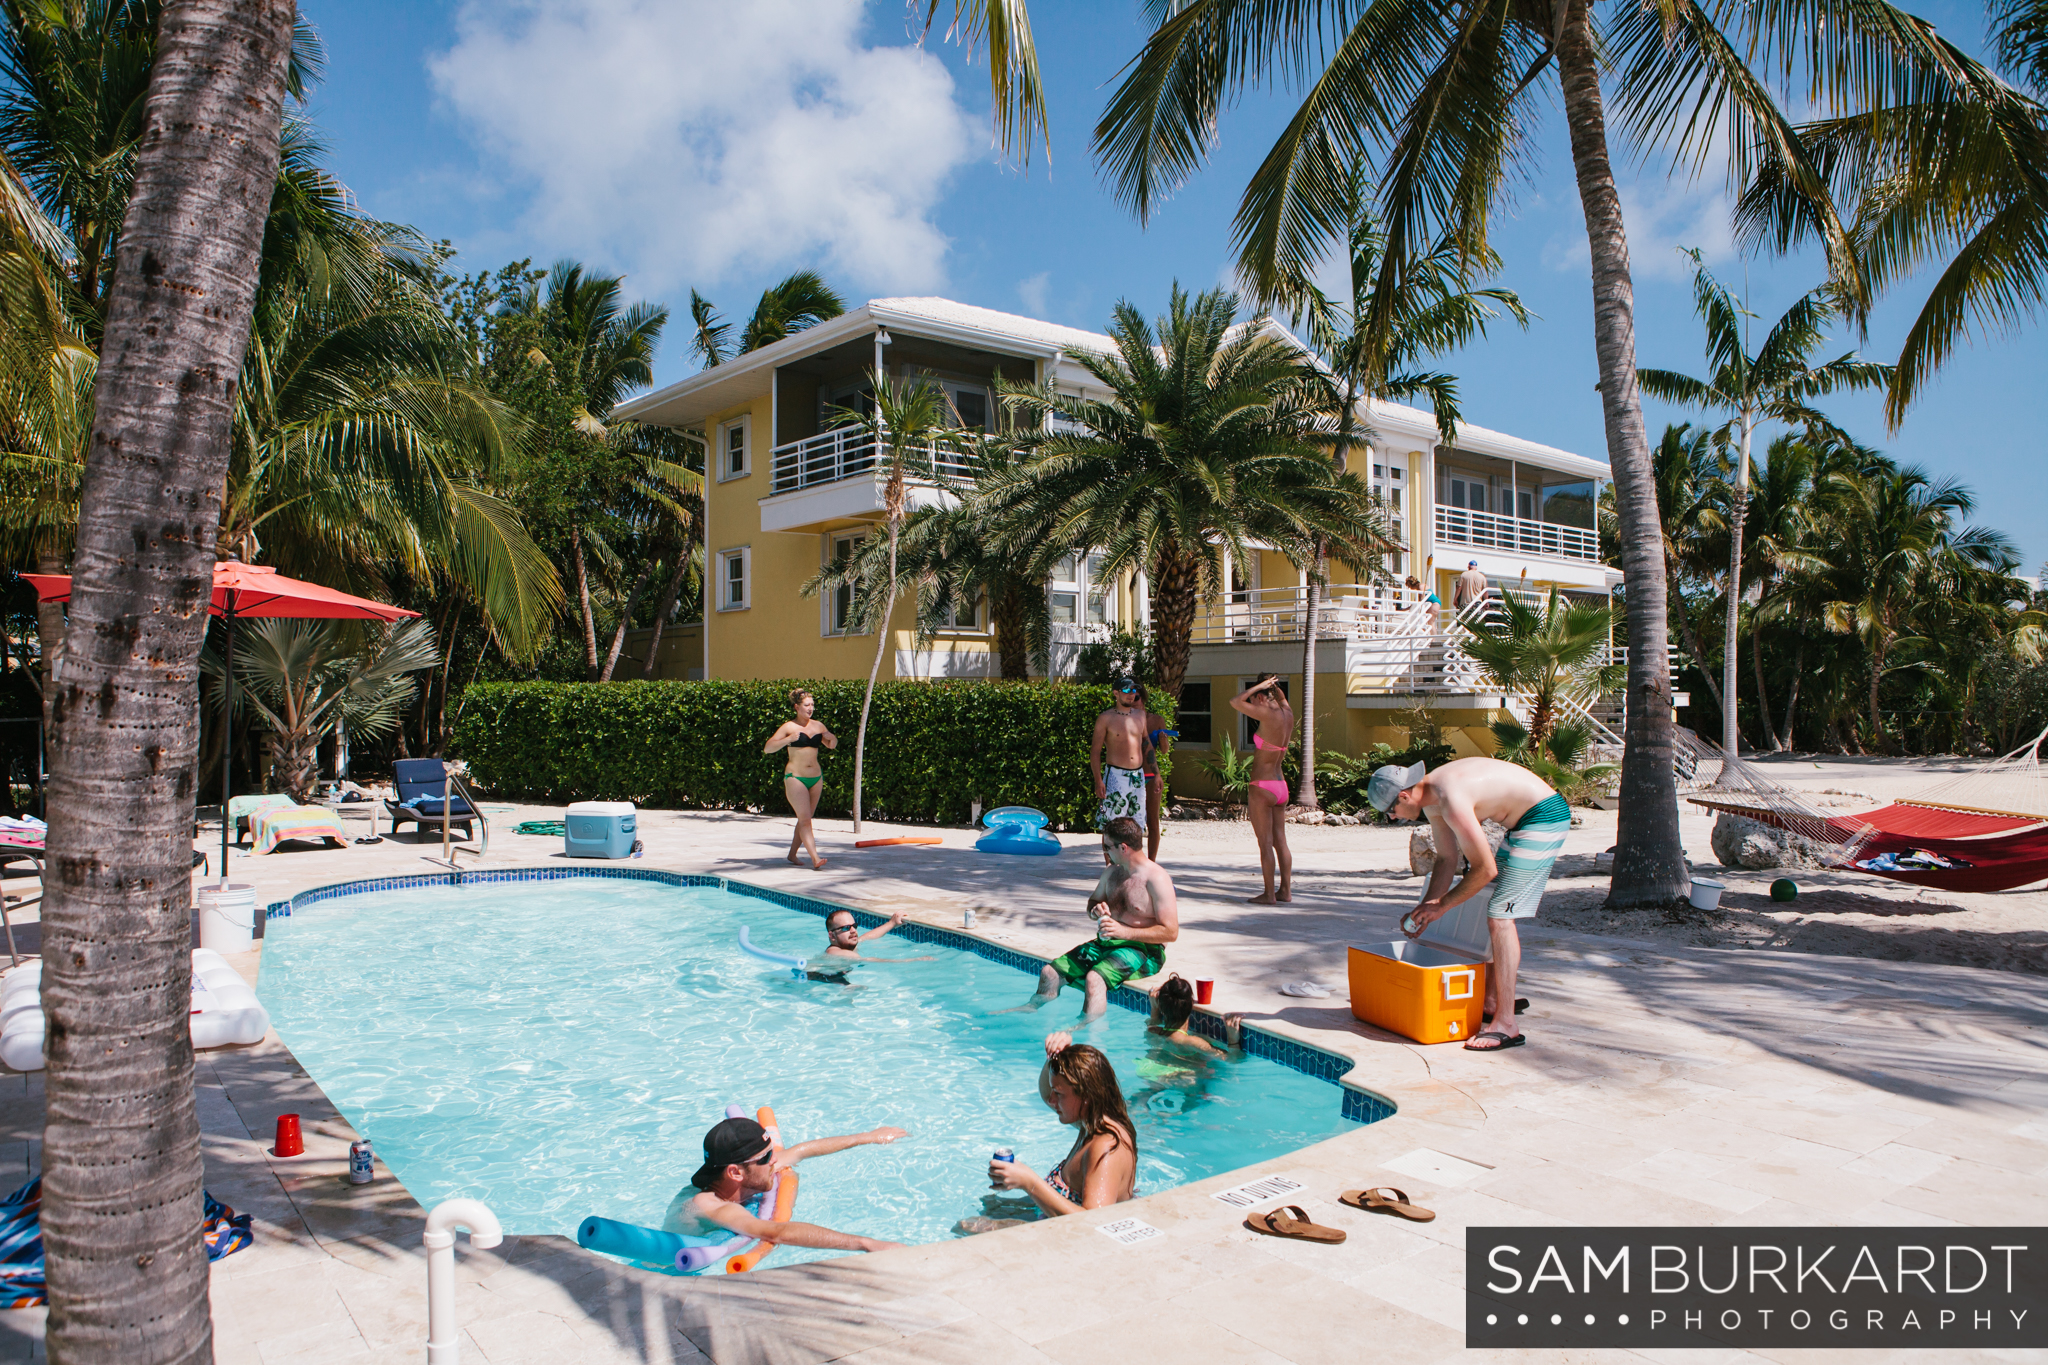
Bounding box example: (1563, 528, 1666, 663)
(805, 909, 936, 982)
(663, 1114, 908, 1255)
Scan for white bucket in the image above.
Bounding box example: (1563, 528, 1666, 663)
(196, 883, 259, 954)
(1688, 877, 1725, 911)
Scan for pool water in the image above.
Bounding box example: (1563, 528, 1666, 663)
(258, 877, 1358, 1267)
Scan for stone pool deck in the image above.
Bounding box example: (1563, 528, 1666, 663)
(0, 797, 2042, 1363)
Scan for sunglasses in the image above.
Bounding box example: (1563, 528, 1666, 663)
(829, 923, 859, 935)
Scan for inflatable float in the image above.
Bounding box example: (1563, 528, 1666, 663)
(0, 949, 269, 1071)
(853, 836, 942, 848)
(737, 926, 808, 980)
(576, 1104, 798, 1274)
(975, 806, 1059, 856)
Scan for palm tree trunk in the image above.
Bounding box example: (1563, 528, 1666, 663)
(597, 562, 656, 682)
(1750, 615, 1780, 751)
(854, 522, 899, 831)
(1295, 554, 1321, 810)
(639, 548, 693, 678)
(40, 4, 292, 1360)
(1721, 417, 1752, 755)
(993, 583, 1028, 680)
(1149, 550, 1201, 700)
(33, 545, 65, 698)
(570, 526, 600, 680)
(1556, 0, 1689, 906)
(1780, 639, 1804, 750)
(1869, 632, 1888, 747)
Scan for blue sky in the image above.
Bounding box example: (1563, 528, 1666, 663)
(305, 0, 2046, 571)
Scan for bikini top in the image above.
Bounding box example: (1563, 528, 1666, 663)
(788, 730, 825, 749)
(1148, 728, 1178, 747)
(1252, 733, 1287, 752)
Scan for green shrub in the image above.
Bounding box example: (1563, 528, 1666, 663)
(1317, 739, 1458, 816)
(453, 679, 1170, 830)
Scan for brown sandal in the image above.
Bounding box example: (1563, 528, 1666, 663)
(1244, 1204, 1347, 1243)
(1340, 1187, 1436, 1222)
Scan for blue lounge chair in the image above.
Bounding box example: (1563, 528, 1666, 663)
(384, 759, 477, 841)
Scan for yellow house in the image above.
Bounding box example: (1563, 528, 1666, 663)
(614, 297, 1625, 796)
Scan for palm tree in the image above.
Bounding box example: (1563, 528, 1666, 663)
(984, 284, 1391, 701)
(688, 270, 846, 367)
(1820, 464, 2016, 745)
(826, 368, 962, 829)
(498, 261, 700, 677)
(1730, 435, 1826, 751)
(226, 617, 440, 801)
(38, 2, 292, 1358)
(1603, 424, 1726, 720)
(1464, 586, 1623, 755)
(1265, 163, 1529, 808)
(1638, 254, 1892, 755)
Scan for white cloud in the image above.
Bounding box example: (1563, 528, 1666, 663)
(1016, 270, 1050, 318)
(1542, 158, 1737, 283)
(429, 0, 978, 295)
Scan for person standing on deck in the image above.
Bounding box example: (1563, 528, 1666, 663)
(1090, 677, 1151, 860)
(1452, 560, 1491, 614)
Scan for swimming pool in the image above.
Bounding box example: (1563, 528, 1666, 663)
(258, 870, 1378, 1268)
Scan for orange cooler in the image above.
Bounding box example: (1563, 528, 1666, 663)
(1348, 899, 1491, 1044)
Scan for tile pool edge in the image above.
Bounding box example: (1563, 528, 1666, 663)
(262, 864, 1395, 1125)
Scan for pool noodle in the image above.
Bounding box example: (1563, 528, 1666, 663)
(725, 1105, 797, 1274)
(737, 926, 807, 979)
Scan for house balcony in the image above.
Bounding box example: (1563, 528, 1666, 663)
(759, 427, 974, 533)
(1434, 504, 1600, 562)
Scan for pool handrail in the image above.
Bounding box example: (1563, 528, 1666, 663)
(423, 1197, 502, 1363)
(425, 771, 490, 870)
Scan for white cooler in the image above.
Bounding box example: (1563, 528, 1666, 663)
(565, 801, 637, 859)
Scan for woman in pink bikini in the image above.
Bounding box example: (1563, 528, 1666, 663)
(1230, 673, 1294, 903)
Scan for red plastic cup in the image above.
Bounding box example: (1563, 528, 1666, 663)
(1194, 978, 1215, 1005)
(274, 1113, 304, 1158)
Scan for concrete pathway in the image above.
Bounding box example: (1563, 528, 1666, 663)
(0, 798, 2040, 1363)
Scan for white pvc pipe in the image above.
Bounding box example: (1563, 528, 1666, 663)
(424, 1198, 503, 1364)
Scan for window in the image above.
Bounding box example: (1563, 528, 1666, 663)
(826, 533, 864, 634)
(718, 417, 749, 480)
(1177, 682, 1213, 746)
(1050, 553, 1080, 624)
(1518, 488, 1534, 520)
(1086, 553, 1114, 626)
(1540, 479, 1598, 529)
(717, 547, 750, 611)
(1240, 676, 1289, 749)
(939, 593, 981, 630)
(952, 388, 988, 430)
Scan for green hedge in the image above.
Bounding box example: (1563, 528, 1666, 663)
(453, 679, 1172, 830)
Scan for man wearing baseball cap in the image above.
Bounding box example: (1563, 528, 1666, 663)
(1367, 755, 1569, 1052)
(1089, 676, 1151, 860)
(662, 1113, 909, 1253)
(1452, 559, 1490, 612)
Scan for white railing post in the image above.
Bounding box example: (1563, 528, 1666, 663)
(424, 1198, 503, 1364)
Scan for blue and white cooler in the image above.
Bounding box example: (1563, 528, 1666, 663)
(564, 801, 637, 859)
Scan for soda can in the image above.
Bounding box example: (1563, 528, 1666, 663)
(348, 1139, 375, 1185)
(991, 1147, 1015, 1164)
(963, 909, 976, 929)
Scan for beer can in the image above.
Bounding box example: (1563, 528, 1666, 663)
(992, 1147, 1015, 1164)
(348, 1139, 375, 1185)
(962, 909, 976, 928)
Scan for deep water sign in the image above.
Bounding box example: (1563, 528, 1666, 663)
(1465, 1228, 2044, 1348)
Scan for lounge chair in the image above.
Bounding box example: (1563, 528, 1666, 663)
(384, 759, 477, 841)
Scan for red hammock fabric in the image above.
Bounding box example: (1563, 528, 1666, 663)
(1825, 804, 2039, 839)
(1691, 798, 2048, 893)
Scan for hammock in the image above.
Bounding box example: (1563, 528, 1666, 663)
(1681, 727, 2048, 894)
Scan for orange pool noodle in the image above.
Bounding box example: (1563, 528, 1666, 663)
(853, 836, 942, 848)
(726, 1106, 798, 1273)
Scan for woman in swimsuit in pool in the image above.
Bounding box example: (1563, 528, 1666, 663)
(977, 1035, 1135, 1223)
(1136, 682, 1174, 861)
(1230, 673, 1294, 904)
(763, 689, 836, 870)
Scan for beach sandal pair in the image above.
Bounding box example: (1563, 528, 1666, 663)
(1339, 1187, 1436, 1222)
(1244, 1205, 1346, 1243)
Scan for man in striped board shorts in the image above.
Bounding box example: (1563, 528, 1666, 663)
(1369, 756, 1573, 1052)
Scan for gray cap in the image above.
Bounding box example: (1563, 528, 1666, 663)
(1366, 761, 1429, 813)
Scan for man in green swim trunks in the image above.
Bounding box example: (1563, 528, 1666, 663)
(1369, 756, 1571, 1053)
(1025, 817, 1178, 1019)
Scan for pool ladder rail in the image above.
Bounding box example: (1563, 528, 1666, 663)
(421, 770, 490, 877)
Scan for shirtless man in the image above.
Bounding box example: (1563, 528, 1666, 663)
(1023, 816, 1178, 1019)
(821, 909, 934, 961)
(1368, 756, 1571, 1052)
(662, 1114, 907, 1255)
(1091, 678, 1152, 855)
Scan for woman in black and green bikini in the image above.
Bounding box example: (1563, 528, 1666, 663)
(764, 689, 836, 870)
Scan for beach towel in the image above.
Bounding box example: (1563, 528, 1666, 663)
(0, 1178, 253, 1309)
(250, 805, 348, 855)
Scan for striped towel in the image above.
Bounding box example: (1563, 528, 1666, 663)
(0, 1179, 253, 1309)
(250, 805, 348, 855)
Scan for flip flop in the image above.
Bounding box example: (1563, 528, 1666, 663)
(1244, 1205, 1346, 1244)
(1482, 997, 1530, 1023)
(1340, 1187, 1436, 1222)
(1463, 1030, 1526, 1052)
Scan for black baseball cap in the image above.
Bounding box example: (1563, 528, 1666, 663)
(1113, 676, 1138, 693)
(690, 1116, 771, 1190)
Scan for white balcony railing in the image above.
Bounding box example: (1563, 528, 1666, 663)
(1434, 505, 1601, 562)
(769, 428, 974, 496)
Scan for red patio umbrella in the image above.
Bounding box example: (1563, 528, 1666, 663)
(18, 561, 420, 878)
